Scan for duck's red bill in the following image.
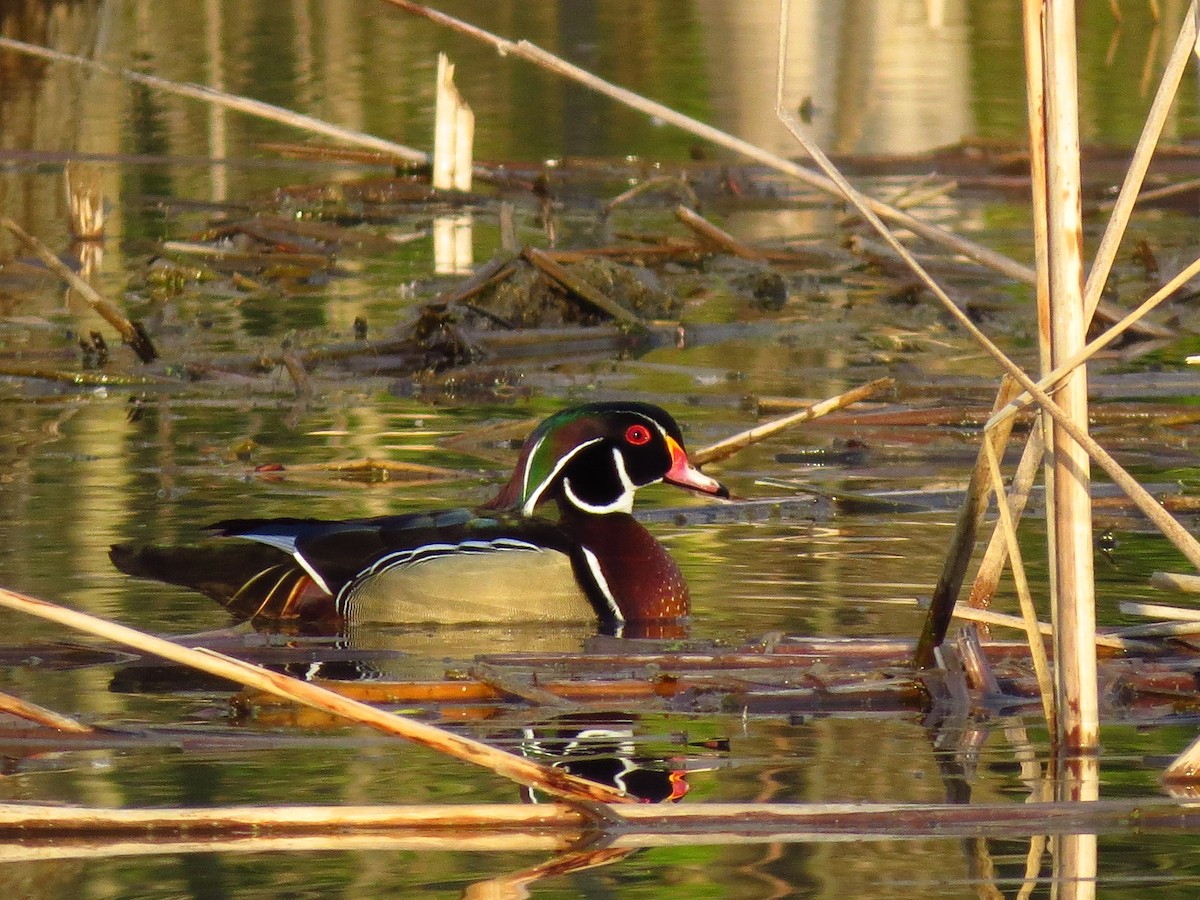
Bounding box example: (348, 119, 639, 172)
(663, 437, 729, 498)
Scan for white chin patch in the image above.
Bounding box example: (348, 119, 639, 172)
(562, 448, 637, 514)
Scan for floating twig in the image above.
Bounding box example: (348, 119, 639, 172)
(692, 377, 894, 466)
(0, 690, 92, 734)
(251, 458, 461, 484)
(0, 365, 166, 386)
(160, 241, 332, 270)
(673, 205, 765, 261)
(604, 176, 698, 216)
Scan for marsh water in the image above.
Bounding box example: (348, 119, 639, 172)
(5, 1, 1200, 896)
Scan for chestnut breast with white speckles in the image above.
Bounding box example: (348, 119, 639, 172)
(558, 510, 690, 622)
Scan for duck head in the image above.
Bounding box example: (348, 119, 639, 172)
(484, 402, 728, 516)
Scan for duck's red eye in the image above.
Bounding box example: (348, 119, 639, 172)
(625, 424, 652, 446)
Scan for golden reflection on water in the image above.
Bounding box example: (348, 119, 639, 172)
(1, 1, 1199, 896)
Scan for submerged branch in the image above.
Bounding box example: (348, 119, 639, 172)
(1, 217, 157, 363)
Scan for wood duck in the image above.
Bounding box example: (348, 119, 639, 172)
(110, 402, 728, 635)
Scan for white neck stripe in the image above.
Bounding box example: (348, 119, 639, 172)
(581, 545, 624, 623)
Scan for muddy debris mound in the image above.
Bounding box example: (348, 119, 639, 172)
(469, 257, 680, 328)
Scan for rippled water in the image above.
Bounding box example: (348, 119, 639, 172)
(4, 1, 1200, 897)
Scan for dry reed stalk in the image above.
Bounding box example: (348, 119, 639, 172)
(934, 605, 1139, 652)
(987, 255, 1200, 430)
(521, 247, 643, 325)
(914, 377, 1021, 668)
(0, 691, 92, 734)
(692, 378, 893, 466)
(1033, 0, 1098, 752)
(0, 37, 427, 165)
(432, 53, 474, 192)
(385, 0, 1035, 285)
(1081, 5, 1196, 319)
(765, 7, 1200, 581)
(1121, 598, 1200, 618)
(1111, 620, 1200, 639)
(966, 424, 1045, 611)
(0, 217, 157, 363)
(777, 0, 1194, 663)
(673, 206, 765, 261)
(1147, 578, 1200, 600)
(0, 586, 630, 806)
(984, 437, 1055, 729)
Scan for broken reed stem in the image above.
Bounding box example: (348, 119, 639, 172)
(1165, 735, 1200, 782)
(521, 247, 643, 325)
(385, 0, 1035, 285)
(673, 206, 765, 261)
(0, 217, 158, 363)
(432, 52, 474, 192)
(914, 377, 1021, 668)
(0, 690, 92, 734)
(966, 424, 1046, 611)
(0, 586, 630, 806)
(768, 7, 1200, 576)
(692, 377, 894, 466)
(1145, 572, 1200, 594)
(987, 254, 1200, 430)
(984, 437, 1056, 730)
(64, 162, 105, 241)
(0, 36, 427, 165)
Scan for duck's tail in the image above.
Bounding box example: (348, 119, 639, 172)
(109, 541, 338, 625)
